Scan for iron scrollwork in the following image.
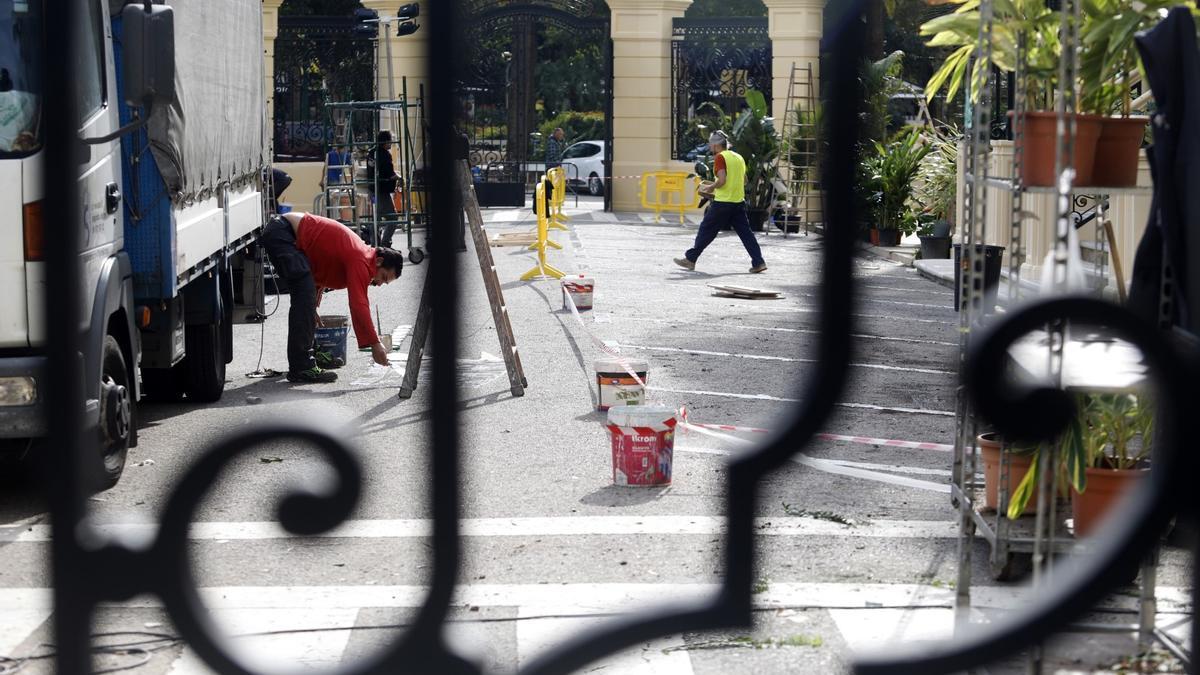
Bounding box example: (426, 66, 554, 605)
(42, 0, 1196, 673)
(670, 18, 772, 161)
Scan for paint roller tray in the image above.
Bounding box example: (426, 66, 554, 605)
(707, 284, 783, 299)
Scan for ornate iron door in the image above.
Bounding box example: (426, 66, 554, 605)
(459, 1, 611, 207)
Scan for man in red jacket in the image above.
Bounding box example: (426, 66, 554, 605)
(261, 212, 403, 383)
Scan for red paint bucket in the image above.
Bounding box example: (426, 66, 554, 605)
(606, 404, 676, 487)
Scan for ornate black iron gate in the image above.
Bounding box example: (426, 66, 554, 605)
(670, 17, 773, 161)
(36, 0, 1200, 673)
(460, 0, 612, 208)
(273, 15, 376, 161)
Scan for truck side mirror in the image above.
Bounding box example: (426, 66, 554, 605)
(122, 2, 175, 108)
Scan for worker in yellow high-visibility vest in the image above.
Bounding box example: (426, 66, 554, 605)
(674, 130, 767, 274)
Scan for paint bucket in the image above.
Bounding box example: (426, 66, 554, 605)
(606, 404, 676, 487)
(315, 315, 350, 362)
(562, 276, 595, 311)
(593, 357, 648, 411)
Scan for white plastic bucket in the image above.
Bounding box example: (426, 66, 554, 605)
(606, 404, 677, 486)
(593, 357, 648, 410)
(562, 276, 595, 311)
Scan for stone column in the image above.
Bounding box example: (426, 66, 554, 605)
(606, 0, 692, 212)
(262, 0, 285, 153)
(761, 0, 824, 124)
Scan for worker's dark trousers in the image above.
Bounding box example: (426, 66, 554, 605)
(261, 217, 317, 374)
(685, 200, 765, 267)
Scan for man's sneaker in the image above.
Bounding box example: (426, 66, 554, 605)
(674, 257, 696, 271)
(749, 262, 768, 273)
(314, 349, 345, 370)
(287, 367, 338, 384)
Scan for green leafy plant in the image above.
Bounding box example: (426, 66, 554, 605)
(910, 126, 960, 230)
(537, 110, 606, 147)
(1006, 393, 1154, 518)
(863, 128, 933, 234)
(1079, 0, 1197, 116)
(694, 89, 783, 213)
(920, 0, 1061, 106)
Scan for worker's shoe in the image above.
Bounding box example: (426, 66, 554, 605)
(314, 349, 345, 370)
(673, 257, 696, 271)
(749, 262, 768, 274)
(287, 367, 338, 384)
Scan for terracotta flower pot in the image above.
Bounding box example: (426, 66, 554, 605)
(979, 433, 1039, 516)
(869, 228, 901, 247)
(1011, 112, 1103, 187)
(1090, 116, 1149, 187)
(1072, 465, 1148, 537)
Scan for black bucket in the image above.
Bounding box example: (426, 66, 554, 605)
(953, 244, 1006, 313)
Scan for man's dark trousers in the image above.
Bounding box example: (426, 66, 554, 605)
(685, 201, 765, 266)
(261, 217, 317, 374)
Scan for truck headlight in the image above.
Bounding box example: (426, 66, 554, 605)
(0, 377, 36, 406)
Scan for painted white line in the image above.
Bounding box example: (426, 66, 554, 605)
(2, 583, 1187, 613)
(516, 613, 694, 673)
(607, 310, 956, 327)
(796, 293, 952, 311)
(0, 608, 50, 655)
(678, 446, 951, 494)
(620, 344, 955, 376)
(859, 284, 954, 297)
(166, 608, 358, 674)
(733, 325, 958, 347)
(650, 386, 956, 417)
(13, 517, 959, 544)
(821, 459, 953, 478)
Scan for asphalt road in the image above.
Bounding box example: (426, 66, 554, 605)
(0, 195, 1190, 673)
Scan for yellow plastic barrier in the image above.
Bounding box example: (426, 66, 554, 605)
(640, 171, 702, 224)
(521, 181, 566, 281)
(545, 167, 570, 231)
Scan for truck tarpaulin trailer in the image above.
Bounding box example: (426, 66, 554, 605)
(0, 0, 267, 488)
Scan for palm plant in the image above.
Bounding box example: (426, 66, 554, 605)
(694, 89, 783, 215)
(865, 128, 933, 235)
(920, 0, 1061, 107)
(910, 126, 959, 233)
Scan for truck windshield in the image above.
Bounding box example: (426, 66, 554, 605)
(0, 0, 43, 158)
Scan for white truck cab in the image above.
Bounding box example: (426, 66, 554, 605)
(0, 0, 266, 489)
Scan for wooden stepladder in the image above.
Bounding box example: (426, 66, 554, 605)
(398, 161, 528, 399)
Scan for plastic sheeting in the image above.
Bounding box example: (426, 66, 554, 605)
(145, 0, 265, 199)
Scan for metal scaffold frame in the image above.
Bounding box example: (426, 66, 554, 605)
(953, 0, 1182, 671)
(316, 80, 429, 265)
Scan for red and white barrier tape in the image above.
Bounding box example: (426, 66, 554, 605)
(562, 281, 648, 389)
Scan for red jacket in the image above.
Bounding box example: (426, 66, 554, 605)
(296, 214, 379, 348)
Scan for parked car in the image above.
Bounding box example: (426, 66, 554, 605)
(559, 140, 606, 196)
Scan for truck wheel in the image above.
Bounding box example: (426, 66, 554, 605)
(98, 336, 132, 490)
(182, 321, 226, 403)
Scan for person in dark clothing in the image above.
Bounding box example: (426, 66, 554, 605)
(545, 127, 566, 168)
(265, 167, 292, 214)
(371, 130, 400, 247)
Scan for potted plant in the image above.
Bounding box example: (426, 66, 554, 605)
(912, 127, 958, 259)
(863, 128, 932, 247)
(921, 0, 1102, 186)
(1078, 0, 1183, 186)
(978, 433, 1041, 516)
(694, 89, 783, 231)
(1068, 393, 1153, 536)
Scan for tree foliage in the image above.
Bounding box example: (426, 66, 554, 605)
(686, 0, 767, 18)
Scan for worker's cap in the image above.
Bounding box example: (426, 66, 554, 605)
(708, 130, 730, 146)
